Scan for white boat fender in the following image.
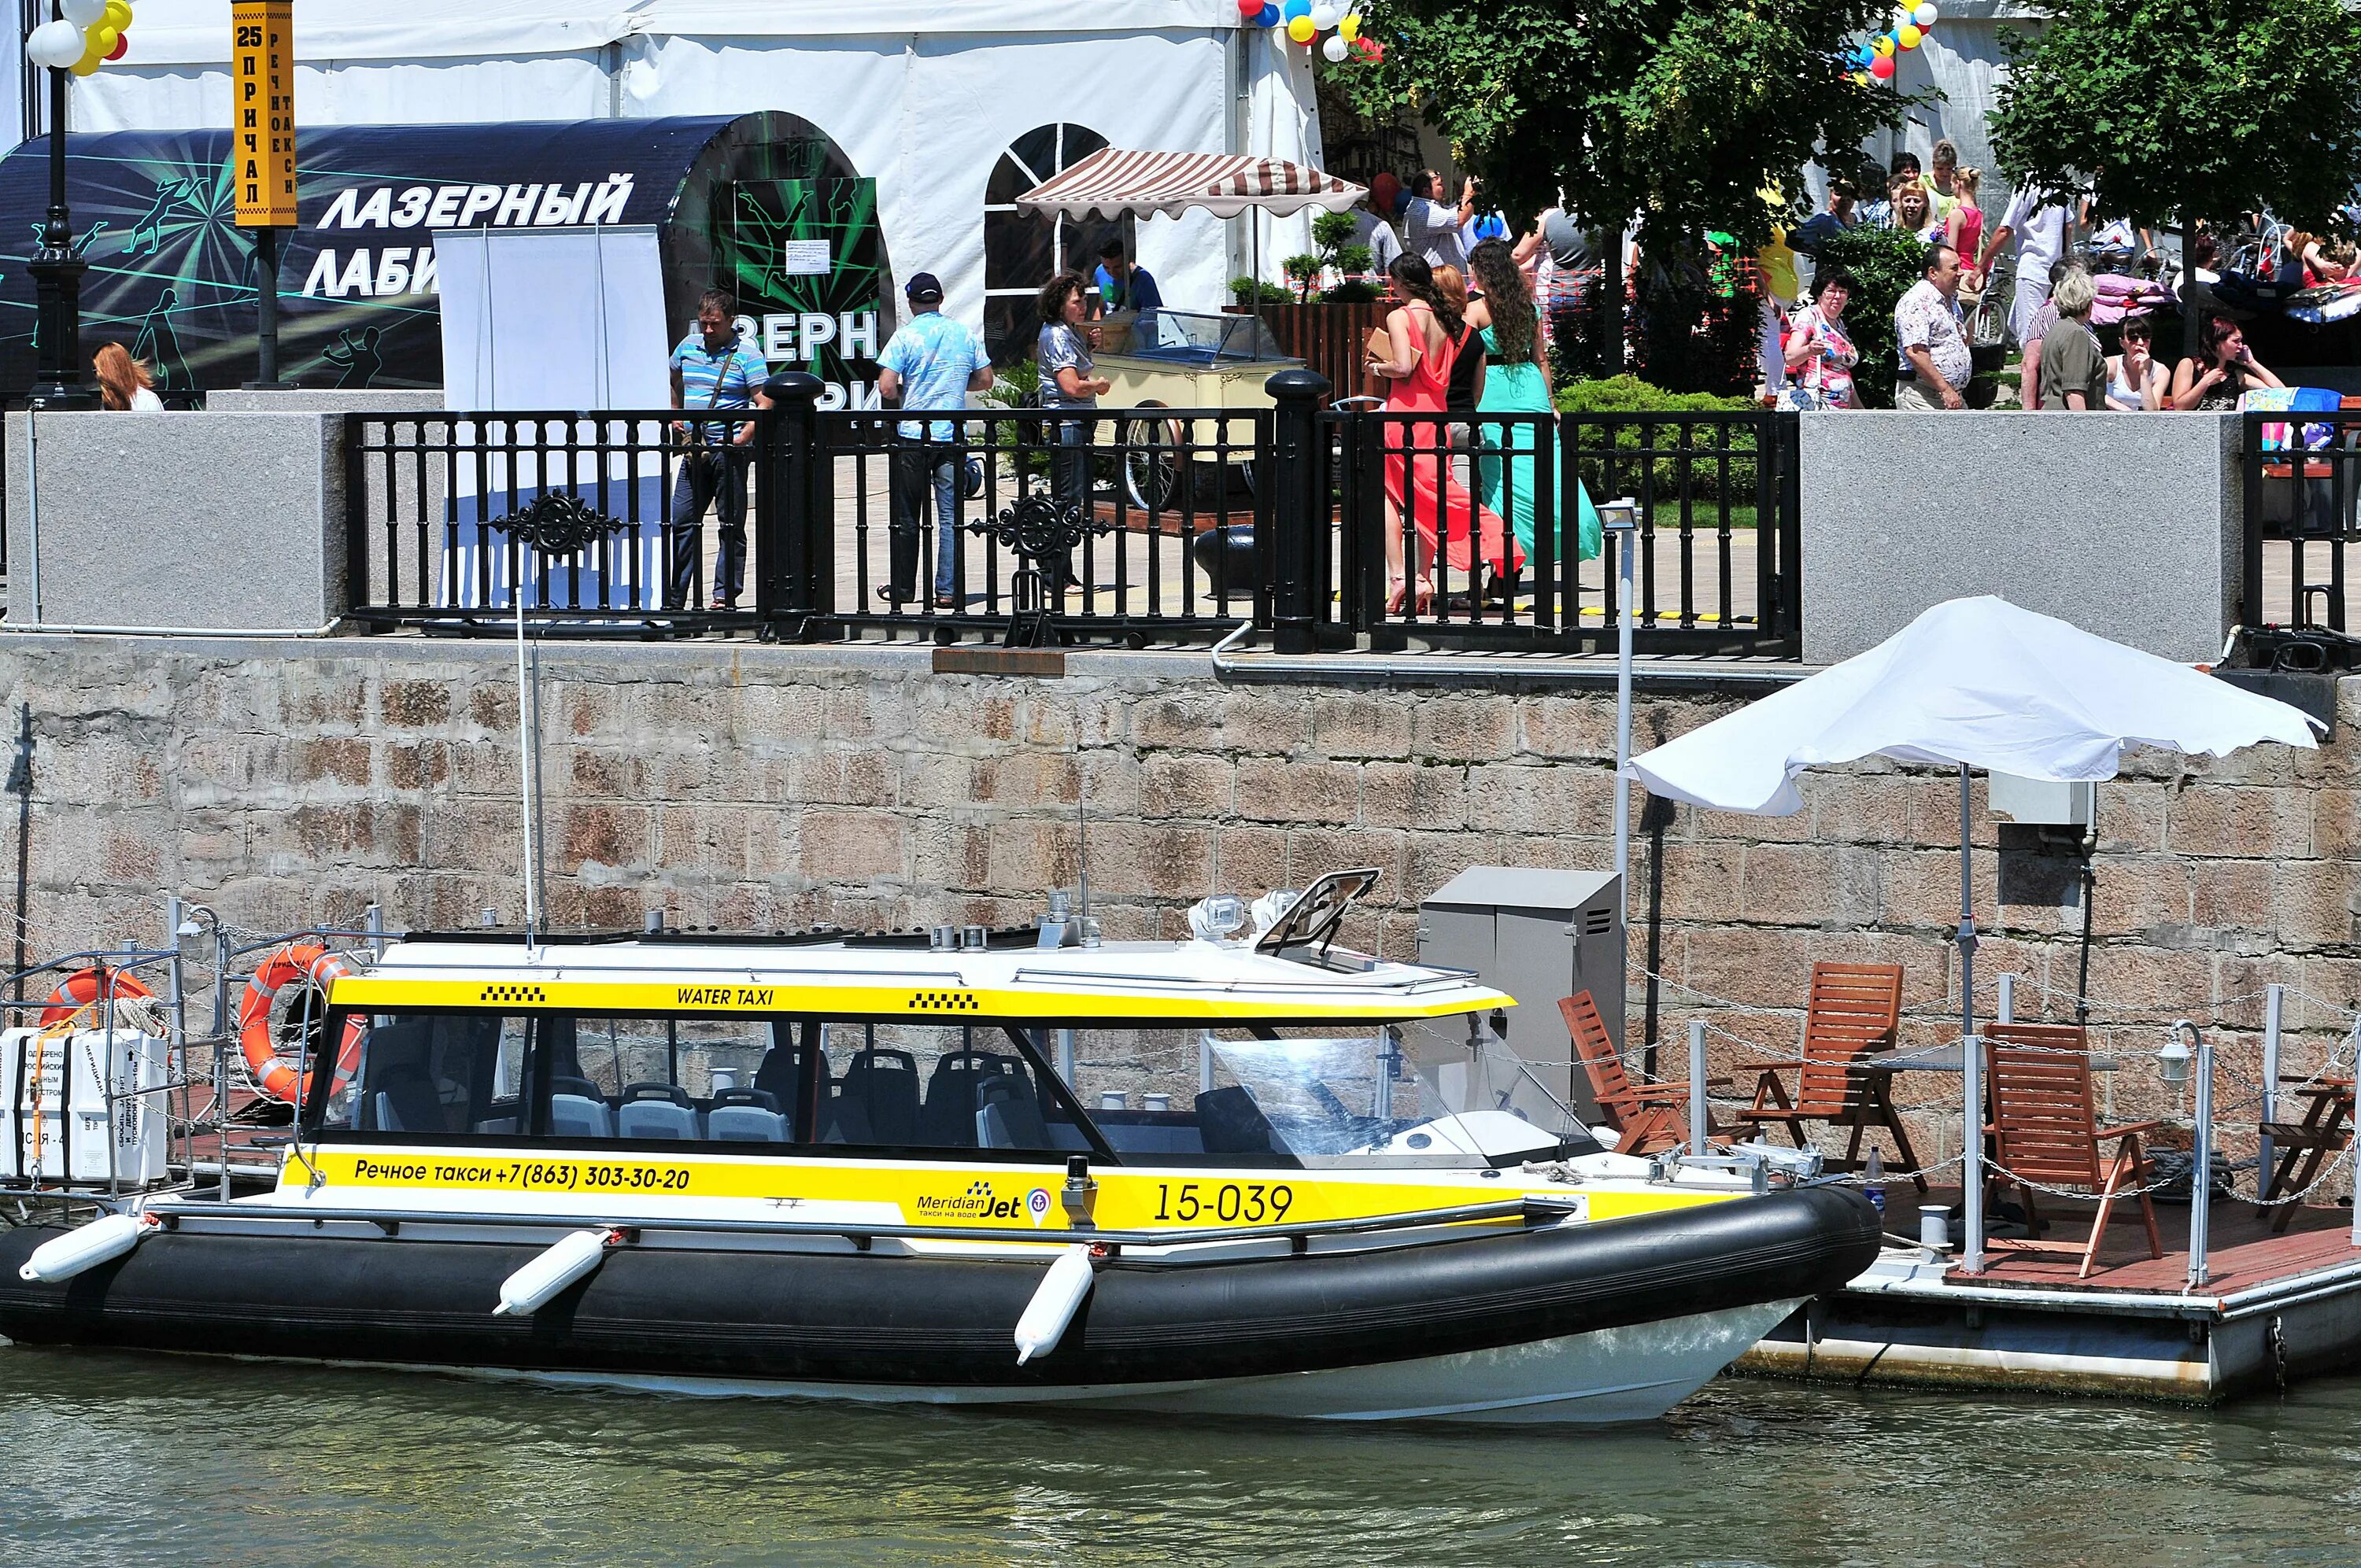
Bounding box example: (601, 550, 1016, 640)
(492, 1228, 625, 1318)
(19, 1211, 155, 1283)
(1013, 1244, 1096, 1365)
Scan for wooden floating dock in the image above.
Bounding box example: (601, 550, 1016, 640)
(1739, 1186, 2361, 1400)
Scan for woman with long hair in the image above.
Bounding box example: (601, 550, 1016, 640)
(93, 341, 162, 411)
(1365, 253, 1518, 613)
(1466, 237, 1598, 573)
(1034, 271, 1109, 582)
(2168, 315, 2285, 411)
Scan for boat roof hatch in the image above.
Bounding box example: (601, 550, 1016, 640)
(1257, 867, 1380, 966)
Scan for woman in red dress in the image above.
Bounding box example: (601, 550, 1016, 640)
(1365, 254, 1518, 612)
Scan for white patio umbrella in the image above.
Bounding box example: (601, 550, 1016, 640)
(1629, 596, 2319, 1264)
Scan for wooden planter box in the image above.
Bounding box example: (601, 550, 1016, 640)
(1225, 301, 1390, 403)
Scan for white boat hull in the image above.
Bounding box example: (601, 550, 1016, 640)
(307, 1297, 1805, 1425)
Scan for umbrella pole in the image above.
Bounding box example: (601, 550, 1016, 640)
(1957, 762, 1985, 1274)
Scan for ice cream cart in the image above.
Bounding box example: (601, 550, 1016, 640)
(1014, 149, 1365, 511)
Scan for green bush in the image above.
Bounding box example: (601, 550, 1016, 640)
(1811, 226, 1928, 409)
(1552, 375, 1762, 507)
(1229, 276, 1293, 306)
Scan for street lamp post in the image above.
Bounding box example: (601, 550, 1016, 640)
(25, 4, 91, 409)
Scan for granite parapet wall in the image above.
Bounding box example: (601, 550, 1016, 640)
(4, 634, 2356, 1172)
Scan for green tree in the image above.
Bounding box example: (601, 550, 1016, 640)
(1339, 0, 1906, 375)
(1989, 0, 2361, 353)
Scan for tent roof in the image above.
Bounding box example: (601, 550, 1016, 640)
(122, 0, 1251, 65)
(1015, 146, 1363, 220)
(1629, 596, 2320, 817)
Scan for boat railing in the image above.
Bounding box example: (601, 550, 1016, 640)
(0, 899, 394, 1208)
(142, 1194, 1583, 1260)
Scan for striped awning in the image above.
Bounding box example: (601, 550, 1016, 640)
(1014, 147, 1365, 221)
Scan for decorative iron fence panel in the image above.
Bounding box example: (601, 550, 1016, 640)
(342, 377, 1802, 659)
(2241, 408, 2361, 633)
(1317, 404, 1801, 657)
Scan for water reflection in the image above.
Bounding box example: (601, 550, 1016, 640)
(3, 1343, 2359, 1566)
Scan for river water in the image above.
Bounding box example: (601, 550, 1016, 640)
(4, 1348, 2359, 1566)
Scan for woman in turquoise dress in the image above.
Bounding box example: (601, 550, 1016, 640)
(1465, 238, 1601, 578)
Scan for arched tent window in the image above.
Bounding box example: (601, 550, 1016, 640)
(984, 122, 1127, 367)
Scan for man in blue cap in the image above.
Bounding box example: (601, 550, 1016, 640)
(875, 271, 993, 609)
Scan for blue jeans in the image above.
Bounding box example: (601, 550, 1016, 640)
(1048, 417, 1091, 588)
(889, 440, 962, 600)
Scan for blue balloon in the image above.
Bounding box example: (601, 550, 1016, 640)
(1282, 0, 1310, 17)
(1256, 2, 1280, 22)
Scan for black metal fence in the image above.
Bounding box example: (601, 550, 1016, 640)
(2241, 408, 2361, 632)
(342, 371, 1803, 658)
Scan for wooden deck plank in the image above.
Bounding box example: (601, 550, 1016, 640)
(1910, 1183, 2361, 1297)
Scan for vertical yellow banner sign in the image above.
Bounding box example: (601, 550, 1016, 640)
(230, 0, 296, 227)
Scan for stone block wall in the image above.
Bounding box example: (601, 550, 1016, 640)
(2, 633, 2355, 1180)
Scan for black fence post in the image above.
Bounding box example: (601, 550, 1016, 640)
(2240, 410, 2265, 629)
(763, 371, 826, 641)
(1265, 367, 1329, 654)
(340, 412, 370, 629)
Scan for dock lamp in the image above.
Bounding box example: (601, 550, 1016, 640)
(23, 0, 134, 408)
(2156, 1031, 2193, 1088)
(1601, 498, 1639, 920)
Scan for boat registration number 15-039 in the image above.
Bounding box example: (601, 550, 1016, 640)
(1151, 1181, 1292, 1223)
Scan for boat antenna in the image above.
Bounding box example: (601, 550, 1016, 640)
(513, 562, 541, 957)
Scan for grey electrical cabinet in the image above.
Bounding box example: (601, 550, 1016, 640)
(1417, 868, 1624, 1118)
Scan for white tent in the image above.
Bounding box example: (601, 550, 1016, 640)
(1631, 596, 2319, 1270)
(42, 0, 1327, 332)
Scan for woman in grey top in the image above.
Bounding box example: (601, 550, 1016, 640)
(1035, 271, 1110, 585)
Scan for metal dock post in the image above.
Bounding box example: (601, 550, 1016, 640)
(1688, 1019, 1708, 1155)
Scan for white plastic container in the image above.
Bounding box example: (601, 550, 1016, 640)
(0, 1027, 170, 1187)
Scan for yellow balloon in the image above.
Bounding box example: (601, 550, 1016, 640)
(1287, 13, 1315, 41)
(69, 50, 99, 75)
(1339, 11, 1359, 38)
(1851, 70, 1871, 85)
(1898, 23, 1922, 46)
(102, 0, 128, 28)
(88, 23, 116, 53)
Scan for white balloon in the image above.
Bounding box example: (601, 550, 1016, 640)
(1913, 2, 1938, 23)
(26, 19, 83, 68)
(1310, 2, 1341, 26)
(58, 0, 105, 28)
(1322, 31, 1349, 59)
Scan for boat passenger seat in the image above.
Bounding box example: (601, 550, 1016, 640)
(977, 1078, 1053, 1150)
(708, 1088, 789, 1143)
(616, 1082, 697, 1140)
(823, 1097, 874, 1145)
(1195, 1086, 1277, 1155)
(753, 1041, 832, 1108)
(921, 1051, 1025, 1148)
(837, 1049, 920, 1144)
(550, 1093, 613, 1140)
(368, 1064, 446, 1133)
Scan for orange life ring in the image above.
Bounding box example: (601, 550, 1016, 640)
(40, 965, 154, 1026)
(237, 943, 364, 1105)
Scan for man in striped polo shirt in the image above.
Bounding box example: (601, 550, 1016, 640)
(667, 287, 771, 611)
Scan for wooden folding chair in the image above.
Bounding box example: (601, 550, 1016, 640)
(1735, 963, 1922, 1189)
(2260, 1075, 2355, 1234)
(1559, 991, 1727, 1156)
(1984, 1022, 2163, 1278)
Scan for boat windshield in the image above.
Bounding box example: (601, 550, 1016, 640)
(1047, 1015, 1603, 1168)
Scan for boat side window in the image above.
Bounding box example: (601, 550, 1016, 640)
(544, 1014, 774, 1142)
(320, 1011, 523, 1136)
(814, 1022, 1087, 1156)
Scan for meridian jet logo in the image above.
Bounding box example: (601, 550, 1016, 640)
(915, 1178, 1040, 1222)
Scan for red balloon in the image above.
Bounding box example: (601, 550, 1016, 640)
(1236, 0, 1260, 13)
(1868, 53, 1895, 77)
(105, 31, 125, 59)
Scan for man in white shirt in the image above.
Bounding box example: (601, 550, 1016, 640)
(1977, 184, 2073, 347)
(1348, 183, 1403, 279)
(1894, 244, 1973, 411)
(1403, 169, 1475, 272)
